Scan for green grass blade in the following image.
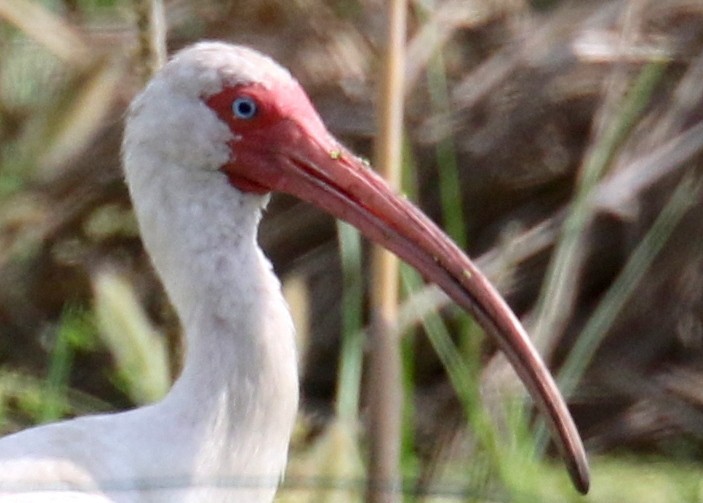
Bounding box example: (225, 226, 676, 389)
(560, 175, 699, 395)
(426, 46, 467, 249)
(40, 307, 95, 423)
(400, 266, 515, 497)
(335, 221, 365, 422)
(533, 62, 668, 352)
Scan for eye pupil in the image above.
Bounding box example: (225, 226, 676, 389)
(233, 97, 257, 119)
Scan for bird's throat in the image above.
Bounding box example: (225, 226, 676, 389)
(222, 168, 270, 195)
(129, 163, 299, 484)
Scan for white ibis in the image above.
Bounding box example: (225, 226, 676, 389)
(0, 42, 589, 501)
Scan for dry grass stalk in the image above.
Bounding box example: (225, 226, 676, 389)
(366, 0, 407, 501)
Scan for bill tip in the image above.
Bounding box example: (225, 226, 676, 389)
(569, 457, 591, 494)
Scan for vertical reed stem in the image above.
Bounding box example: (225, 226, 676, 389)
(367, 0, 406, 501)
(132, 0, 166, 83)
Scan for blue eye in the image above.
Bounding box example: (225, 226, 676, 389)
(232, 96, 257, 119)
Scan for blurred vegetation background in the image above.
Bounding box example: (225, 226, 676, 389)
(1, 0, 703, 501)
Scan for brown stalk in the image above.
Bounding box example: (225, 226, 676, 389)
(366, 0, 406, 501)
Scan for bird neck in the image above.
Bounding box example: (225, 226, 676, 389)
(125, 160, 299, 481)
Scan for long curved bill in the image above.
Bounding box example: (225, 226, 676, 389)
(225, 121, 590, 493)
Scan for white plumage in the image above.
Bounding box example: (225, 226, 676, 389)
(0, 43, 298, 502)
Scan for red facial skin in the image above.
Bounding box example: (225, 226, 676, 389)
(206, 82, 331, 194)
(204, 83, 590, 494)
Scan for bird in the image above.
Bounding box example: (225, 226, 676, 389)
(0, 42, 589, 501)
